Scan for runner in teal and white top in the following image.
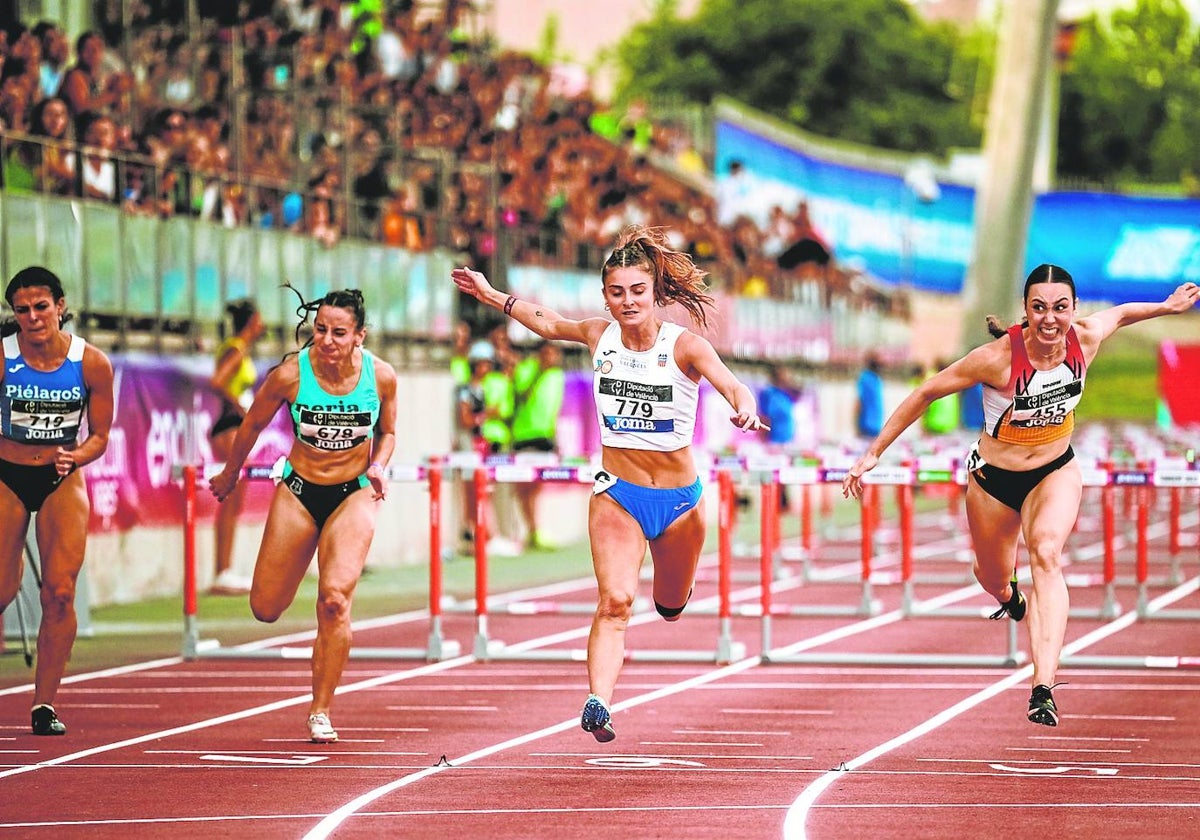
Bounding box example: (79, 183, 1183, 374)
(209, 287, 397, 746)
(453, 224, 768, 744)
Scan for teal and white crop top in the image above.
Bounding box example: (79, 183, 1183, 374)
(290, 347, 380, 452)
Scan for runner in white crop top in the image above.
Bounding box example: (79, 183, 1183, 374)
(593, 319, 699, 451)
(452, 225, 768, 743)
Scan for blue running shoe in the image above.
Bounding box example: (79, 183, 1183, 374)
(580, 694, 616, 742)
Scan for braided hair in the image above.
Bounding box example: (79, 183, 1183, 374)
(602, 225, 715, 331)
(281, 283, 366, 355)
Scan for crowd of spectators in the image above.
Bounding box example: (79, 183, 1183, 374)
(0, 0, 897, 311)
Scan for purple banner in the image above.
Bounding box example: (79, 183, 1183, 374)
(84, 353, 291, 532)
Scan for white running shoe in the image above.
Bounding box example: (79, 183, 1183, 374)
(210, 569, 251, 595)
(308, 713, 338, 743)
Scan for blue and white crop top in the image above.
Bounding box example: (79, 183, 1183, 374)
(593, 320, 698, 452)
(1, 333, 89, 446)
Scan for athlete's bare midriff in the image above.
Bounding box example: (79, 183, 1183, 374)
(976, 433, 1073, 472)
(601, 445, 697, 488)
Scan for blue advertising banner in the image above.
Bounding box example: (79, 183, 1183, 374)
(715, 117, 1200, 303)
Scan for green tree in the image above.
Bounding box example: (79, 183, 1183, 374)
(612, 0, 981, 155)
(1057, 0, 1200, 185)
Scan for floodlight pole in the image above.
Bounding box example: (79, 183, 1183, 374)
(960, 0, 1060, 354)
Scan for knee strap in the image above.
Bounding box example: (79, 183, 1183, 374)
(655, 588, 693, 619)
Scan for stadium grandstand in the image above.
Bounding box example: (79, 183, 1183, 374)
(0, 0, 905, 364)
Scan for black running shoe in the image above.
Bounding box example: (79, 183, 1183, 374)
(31, 704, 66, 736)
(580, 694, 616, 743)
(989, 575, 1026, 622)
(1027, 684, 1060, 726)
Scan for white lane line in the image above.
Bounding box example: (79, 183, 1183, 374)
(0, 654, 475, 781)
(300, 585, 989, 839)
(781, 575, 1200, 840)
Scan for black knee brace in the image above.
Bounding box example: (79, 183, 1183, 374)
(655, 588, 692, 620)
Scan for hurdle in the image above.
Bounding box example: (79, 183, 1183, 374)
(463, 461, 746, 664)
(179, 461, 461, 661)
(1134, 460, 1200, 620)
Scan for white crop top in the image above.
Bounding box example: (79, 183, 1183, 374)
(593, 320, 698, 452)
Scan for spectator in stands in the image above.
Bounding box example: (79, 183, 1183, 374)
(25, 95, 75, 194)
(208, 287, 397, 744)
(207, 298, 265, 596)
(77, 110, 117, 202)
(0, 266, 115, 736)
(0, 57, 33, 134)
(843, 267, 1200, 728)
(34, 21, 69, 101)
(452, 225, 768, 742)
(58, 31, 131, 117)
(511, 340, 565, 550)
(715, 159, 753, 226)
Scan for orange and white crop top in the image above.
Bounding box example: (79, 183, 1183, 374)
(593, 320, 698, 452)
(982, 324, 1086, 445)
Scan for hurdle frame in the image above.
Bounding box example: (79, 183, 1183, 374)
(179, 461, 461, 661)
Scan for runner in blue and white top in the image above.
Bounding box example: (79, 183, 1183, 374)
(0, 266, 115, 738)
(453, 224, 768, 743)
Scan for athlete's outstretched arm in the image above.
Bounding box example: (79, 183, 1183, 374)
(451, 266, 607, 347)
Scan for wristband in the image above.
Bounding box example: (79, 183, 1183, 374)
(503, 295, 517, 315)
(370, 462, 384, 472)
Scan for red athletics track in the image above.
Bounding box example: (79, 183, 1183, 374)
(1, 503, 1199, 840)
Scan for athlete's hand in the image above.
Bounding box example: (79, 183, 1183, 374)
(53, 447, 77, 477)
(1164, 281, 1200, 314)
(450, 266, 494, 302)
(209, 468, 239, 502)
(367, 462, 387, 501)
(730, 412, 770, 432)
(842, 453, 879, 500)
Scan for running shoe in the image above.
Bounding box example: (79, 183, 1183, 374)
(580, 694, 616, 743)
(210, 569, 252, 595)
(1027, 684, 1060, 727)
(307, 713, 338, 743)
(31, 704, 66, 736)
(989, 574, 1026, 621)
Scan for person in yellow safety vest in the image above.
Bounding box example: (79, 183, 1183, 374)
(922, 359, 959, 434)
(511, 341, 565, 550)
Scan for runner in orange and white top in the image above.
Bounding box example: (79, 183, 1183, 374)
(843, 264, 1199, 727)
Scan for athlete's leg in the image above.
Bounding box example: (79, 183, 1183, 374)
(0, 481, 30, 610)
(586, 493, 646, 705)
(30, 472, 89, 708)
(308, 489, 377, 717)
(1020, 461, 1082, 690)
(248, 484, 319, 622)
(648, 499, 706, 621)
(965, 475, 1022, 604)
